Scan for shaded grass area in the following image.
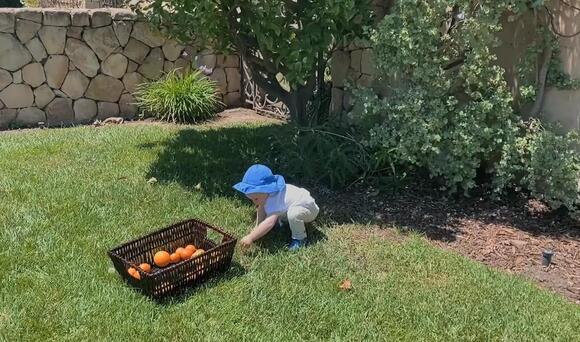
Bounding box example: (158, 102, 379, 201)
(0, 123, 578, 341)
(142, 123, 286, 196)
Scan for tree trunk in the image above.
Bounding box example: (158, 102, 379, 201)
(285, 90, 310, 126)
(241, 50, 319, 126)
(529, 44, 552, 118)
(246, 69, 313, 125)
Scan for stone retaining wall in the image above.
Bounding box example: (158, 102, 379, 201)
(0, 8, 241, 129)
(330, 42, 375, 114)
(329, 0, 389, 114)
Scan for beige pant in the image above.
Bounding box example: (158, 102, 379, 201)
(280, 203, 319, 240)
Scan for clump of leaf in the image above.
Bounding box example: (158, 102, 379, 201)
(494, 120, 580, 218)
(134, 70, 223, 124)
(356, 0, 518, 194)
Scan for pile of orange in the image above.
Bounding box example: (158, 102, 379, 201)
(127, 263, 150, 280)
(127, 244, 205, 280)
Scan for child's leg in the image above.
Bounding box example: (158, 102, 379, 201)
(287, 204, 319, 240)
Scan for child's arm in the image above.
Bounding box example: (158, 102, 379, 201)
(240, 213, 278, 247)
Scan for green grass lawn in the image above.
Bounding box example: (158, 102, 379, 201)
(0, 123, 578, 341)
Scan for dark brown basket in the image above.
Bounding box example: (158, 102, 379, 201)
(107, 218, 237, 299)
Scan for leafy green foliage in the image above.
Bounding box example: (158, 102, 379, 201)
(143, 0, 372, 88)
(352, 0, 580, 217)
(138, 0, 373, 124)
(134, 70, 222, 124)
(547, 49, 580, 90)
(269, 123, 379, 189)
(514, 27, 580, 105)
(21, 0, 38, 7)
(358, 0, 518, 194)
(495, 120, 580, 217)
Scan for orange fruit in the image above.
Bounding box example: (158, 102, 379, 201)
(192, 249, 205, 258)
(128, 267, 141, 280)
(139, 263, 151, 272)
(185, 244, 197, 252)
(170, 252, 181, 263)
(153, 251, 171, 267)
(179, 247, 194, 260)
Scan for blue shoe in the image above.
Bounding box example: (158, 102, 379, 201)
(288, 238, 307, 251)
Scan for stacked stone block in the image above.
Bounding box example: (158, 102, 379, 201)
(0, 8, 242, 129)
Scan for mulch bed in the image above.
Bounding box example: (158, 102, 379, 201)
(314, 183, 580, 304)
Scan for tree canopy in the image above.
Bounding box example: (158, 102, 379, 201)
(139, 0, 373, 124)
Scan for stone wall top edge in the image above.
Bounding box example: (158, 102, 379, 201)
(0, 8, 137, 21)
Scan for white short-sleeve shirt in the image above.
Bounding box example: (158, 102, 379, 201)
(264, 184, 316, 216)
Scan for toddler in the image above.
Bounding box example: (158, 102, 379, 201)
(233, 164, 319, 251)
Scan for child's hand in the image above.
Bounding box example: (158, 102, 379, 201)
(239, 235, 253, 249)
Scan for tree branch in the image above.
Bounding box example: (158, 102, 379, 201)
(529, 44, 553, 117)
(220, 5, 288, 101)
(244, 52, 280, 75)
(443, 5, 460, 36)
(545, 6, 580, 38)
(223, 4, 289, 77)
(443, 57, 465, 71)
(560, 0, 580, 12)
(294, 62, 318, 98)
(316, 51, 326, 93)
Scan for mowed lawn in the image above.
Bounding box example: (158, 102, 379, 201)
(0, 122, 578, 341)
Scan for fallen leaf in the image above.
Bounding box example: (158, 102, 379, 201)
(147, 177, 158, 184)
(339, 279, 352, 291)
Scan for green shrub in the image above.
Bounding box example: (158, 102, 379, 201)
(495, 120, 580, 217)
(353, 0, 518, 194)
(134, 70, 222, 124)
(269, 123, 381, 189)
(21, 0, 39, 7)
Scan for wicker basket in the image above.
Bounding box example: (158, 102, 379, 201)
(108, 218, 237, 299)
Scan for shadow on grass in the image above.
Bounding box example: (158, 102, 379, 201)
(150, 224, 327, 305)
(138, 123, 461, 245)
(152, 261, 247, 305)
(140, 124, 290, 198)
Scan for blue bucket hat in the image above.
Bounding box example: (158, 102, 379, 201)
(233, 164, 286, 195)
